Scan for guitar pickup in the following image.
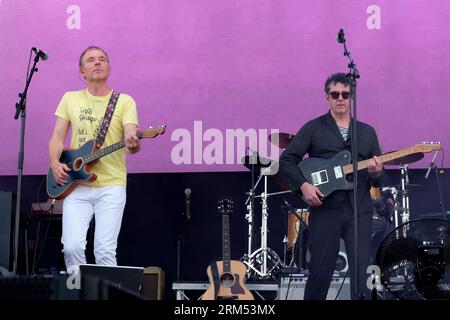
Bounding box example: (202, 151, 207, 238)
(334, 166, 343, 179)
(311, 170, 328, 186)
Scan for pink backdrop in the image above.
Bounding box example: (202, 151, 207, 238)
(0, 0, 448, 174)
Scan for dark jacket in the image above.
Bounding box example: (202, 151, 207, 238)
(279, 111, 384, 212)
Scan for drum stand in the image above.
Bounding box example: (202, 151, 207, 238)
(393, 164, 410, 237)
(243, 174, 263, 260)
(241, 166, 290, 279)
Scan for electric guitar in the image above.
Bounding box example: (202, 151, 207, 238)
(298, 142, 441, 199)
(202, 199, 254, 300)
(46, 125, 166, 200)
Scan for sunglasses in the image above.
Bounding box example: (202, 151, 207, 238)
(329, 91, 351, 100)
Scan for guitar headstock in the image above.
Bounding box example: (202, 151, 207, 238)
(414, 142, 442, 153)
(139, 125, 167, 138)
(218, 198, 234, 216)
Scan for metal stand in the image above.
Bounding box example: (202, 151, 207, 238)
(244, 174, 263, 260)
(338, 28, 363, 299)
(176, 212, 189, 280)
(12, 50, 45, 274)
(399, 165, 410, 225)
(241, 165, 290, 279)
(392, 165, 410, 238)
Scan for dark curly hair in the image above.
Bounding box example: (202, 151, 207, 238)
(324, 73, 351, 94)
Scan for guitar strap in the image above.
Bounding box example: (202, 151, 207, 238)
(95, 90, 120, 150)
(210, 261, 221, 299)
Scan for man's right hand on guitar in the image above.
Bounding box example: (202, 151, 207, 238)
(51, 162, 71, 185)
(300, 182, 324, 207)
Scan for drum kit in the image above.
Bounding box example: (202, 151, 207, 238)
(240, 131, 427, 280)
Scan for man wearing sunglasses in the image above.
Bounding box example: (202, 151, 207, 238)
(279, 72, 383, 300)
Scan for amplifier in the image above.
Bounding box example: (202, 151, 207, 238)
(141, 266, 165, 300)
(278, 274, 351, 300)
(0, 191, 16, 271)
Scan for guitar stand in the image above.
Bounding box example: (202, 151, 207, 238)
(241, 166, 290, 280)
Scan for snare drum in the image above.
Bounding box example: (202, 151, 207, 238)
(287, 209, 309, 249)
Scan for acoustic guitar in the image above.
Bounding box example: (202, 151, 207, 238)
(298, 142, 441, 199)
(202, 198, 254, 300)
(46, 125, 166, 199)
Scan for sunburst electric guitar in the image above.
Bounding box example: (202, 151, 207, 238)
(46, 125, 166, 200)
(298, 142, 441, 199)
(202, 198, 254, 300)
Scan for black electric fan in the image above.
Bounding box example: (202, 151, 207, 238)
(376, 218, 450, 300)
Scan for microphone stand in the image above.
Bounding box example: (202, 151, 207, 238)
(12, 51, 44, 274)
(176, 210, 187, 281)
(338, 29, 362, 299)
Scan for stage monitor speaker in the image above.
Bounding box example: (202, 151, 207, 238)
(0, 191, 16, 271)
(141, 266, 165, 300)
(278, 275, 351, 300)
(78, 264, 144, 295)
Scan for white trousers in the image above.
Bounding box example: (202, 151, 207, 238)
(61, 185, 126, 270)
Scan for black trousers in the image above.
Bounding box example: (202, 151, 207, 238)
(304, 196, 373, 300)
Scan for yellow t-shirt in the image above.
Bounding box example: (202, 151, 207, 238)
(55, 89, 139, 187)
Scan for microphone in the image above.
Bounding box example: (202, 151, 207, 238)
(32, 47, 48, 61)
(425, 151, 438, 179)
(337, 28, 345, 43)
(184, 188, 191, 220)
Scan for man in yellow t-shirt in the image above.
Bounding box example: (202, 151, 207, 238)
(48, 46, 140, 269)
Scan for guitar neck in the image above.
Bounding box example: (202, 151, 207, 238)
(222, 214, 231, 273)
(84, 140, 126, 164)
(343, 146, 420, 175)
(83, 131, 146, 164)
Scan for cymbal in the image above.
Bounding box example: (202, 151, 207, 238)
(241, 153, 272, 172)
(268, 132, 294, 149)
(384, 152, 424, 165)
